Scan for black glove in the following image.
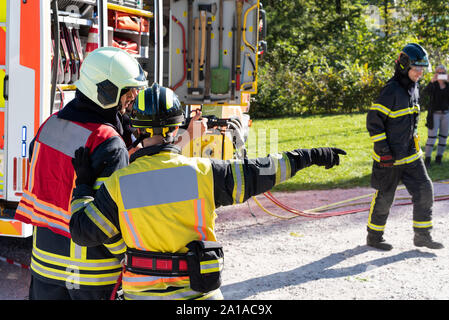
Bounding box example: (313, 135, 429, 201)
(379, 153, 394, 168)
(72, 147, 97, 186)
(310, 147, 347, 169)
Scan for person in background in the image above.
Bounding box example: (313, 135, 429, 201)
(423, 64, 449, 168)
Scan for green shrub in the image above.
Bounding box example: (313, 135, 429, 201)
(251, 60, 390, 118)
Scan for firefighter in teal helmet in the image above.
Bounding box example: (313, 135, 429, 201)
(366, 43, 443, 250)
(69, 83, 347, 300)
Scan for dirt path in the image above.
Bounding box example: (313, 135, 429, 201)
(216, 182, 449, 300)
(2, 182, 449, 300)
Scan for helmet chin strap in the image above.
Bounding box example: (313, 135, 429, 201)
(131, 127, 175, 148)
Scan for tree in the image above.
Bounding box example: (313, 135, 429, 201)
(251, 0, 449, 118)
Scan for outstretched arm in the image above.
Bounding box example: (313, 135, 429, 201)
(211, 147, 346, 208)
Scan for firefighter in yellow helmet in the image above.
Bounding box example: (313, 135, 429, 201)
(69, 83, 347, 300)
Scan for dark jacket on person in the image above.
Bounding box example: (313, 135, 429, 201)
(366, 70, 421, 166)
(422, 81, 449, 129)
(26, 90, 129, 290)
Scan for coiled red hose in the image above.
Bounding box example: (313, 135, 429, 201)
(262, 191, 449, 219)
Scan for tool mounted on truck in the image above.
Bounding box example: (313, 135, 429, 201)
(0, 0, 266, 237)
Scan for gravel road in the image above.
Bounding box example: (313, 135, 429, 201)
(217, 182, 449, 300)
(1, 181, 449, 300)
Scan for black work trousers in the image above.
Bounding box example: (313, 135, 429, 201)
(367, 157, 433, 236)
(29, 275, 113, 300)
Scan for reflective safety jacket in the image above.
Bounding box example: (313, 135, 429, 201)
(15, 113, 121, 237)
(15, 94, 129, 290)
(367, 73, 422, 166)
(70, 144, 314, 300)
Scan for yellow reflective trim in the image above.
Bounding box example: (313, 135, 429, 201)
(413, 221, 433, 228)
(200, 258, 223, 274)
(71, 197, 93, 214)
(284, 153, 292, 180)
(388, 107, 419, 118)
(367, 191, 385, 232)
(372, 150, 422, 165)
(93, 177, 107, 190)
(371, 133, 386, 142)
(367, 222, 385, 232)
(201, 267, 221, 273)
(370, 104, 419, 118)
(370, 104, 391, 116)
(30, 259, 121, 286)
(166, 88, 173, 110)
(138, 89, 146, 111)
(274, 153, 291, 185)
(124, 287, 203, 300)
(32, 245, 120, 270)
(104, 237, 127, 255)
(69, 241, 87, 260)
(85, 203, 119, 238)
(372, 151, 380, 162)
(0, 0, 5, 23)
(238, 165, 245, 203)
(81, 245, 87, 260)
(393, 150, 422, 165)
(274, 156, 281, 185)
(230, 160, 244, 204)
(70, 240, 76, 258)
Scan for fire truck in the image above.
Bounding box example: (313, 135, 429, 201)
(0, 0, 265, 237)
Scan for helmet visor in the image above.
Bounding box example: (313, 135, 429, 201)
(411, 55, 431, 72)
(411, 56, 429, 67)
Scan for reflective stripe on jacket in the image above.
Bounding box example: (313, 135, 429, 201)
(105, 152, 217, 293)
(15, 113, 120, 238)
(30, 226, 123, 288)
(70, 144, 306, 298)
(367, 75, 422, 165)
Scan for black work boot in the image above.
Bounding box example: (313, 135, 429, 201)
(366, 233, 393, 251)
(414, 231, 444, 249)
(435, 155, 442, 165)
(424, 157, 431, 168)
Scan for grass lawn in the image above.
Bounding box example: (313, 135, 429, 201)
(247, 112, 449, 191)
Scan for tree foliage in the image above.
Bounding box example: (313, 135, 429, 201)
(251, 0, 449, 118)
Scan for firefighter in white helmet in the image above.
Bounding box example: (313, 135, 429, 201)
(69, 83, 347, 300)
(15, 47, 148, 299)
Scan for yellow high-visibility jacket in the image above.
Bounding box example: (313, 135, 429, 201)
(70, 144, 312, 299)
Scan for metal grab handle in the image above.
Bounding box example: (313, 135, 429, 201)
(3, 75, 8, 101)
(257, 5, 267, 56)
